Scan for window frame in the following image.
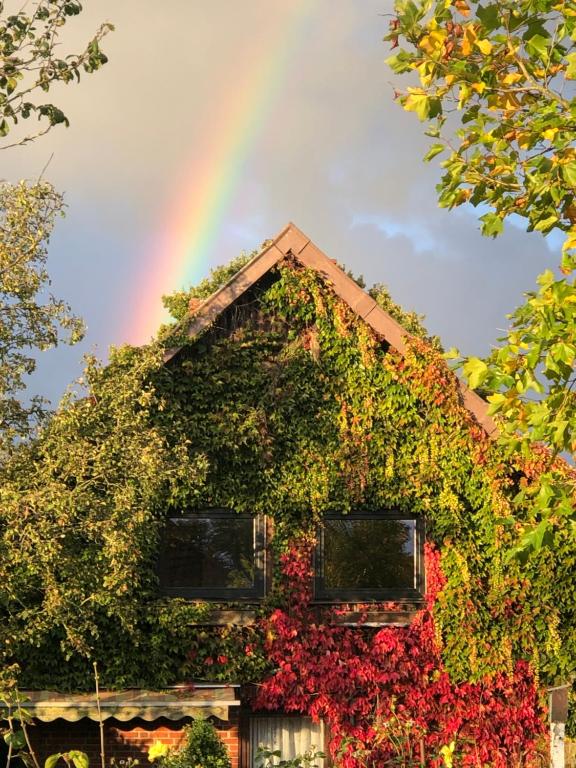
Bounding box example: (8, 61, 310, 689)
(313, 511, 424, 603)
(157, 509, 266, 601)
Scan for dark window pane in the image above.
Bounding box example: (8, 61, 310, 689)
(323, 519, 415, 590)
(159, 516, 255, 590)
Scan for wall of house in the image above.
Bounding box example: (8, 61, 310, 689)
(28, 713, 240, 768)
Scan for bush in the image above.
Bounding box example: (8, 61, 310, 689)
(157, 719, 231, 768)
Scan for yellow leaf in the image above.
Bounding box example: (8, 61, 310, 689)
(461, 24, 477, 55)
(475, 38, 493, 55)
(418, 61, 435, 86)
(543, 127, 558, 141)
(445, 73, 456, 86)
(491, 164, 511, 176)
(419, 28, 447, 55)
(502, 72, 523, 85)
(472, 82, 486, 93)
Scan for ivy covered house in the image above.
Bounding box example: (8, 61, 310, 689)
(2, 224, 575, 766)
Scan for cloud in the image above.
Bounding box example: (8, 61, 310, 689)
(6, 1, 555, 405)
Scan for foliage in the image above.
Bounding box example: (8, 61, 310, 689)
(384, 0, 576, 554)
(2, 256, 575, 755)
(0, 181, 83, 459)
(45, 751, 90, 768)
(153, 719, 231, 768)
(0, 344, 212, 688)
(0, 688, 89, 768)
(256, 542, 546, 767)
(369, 283, 442, 349)
(0, 0, 113, 457)
(162, 250, 256, 325)
(0, 0, 113, 148)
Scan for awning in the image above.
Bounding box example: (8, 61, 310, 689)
(7, 685, 240, 723)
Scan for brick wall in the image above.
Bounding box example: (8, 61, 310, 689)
(28, 712, 240, 768)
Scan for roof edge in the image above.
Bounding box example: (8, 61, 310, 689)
(161, 222, 496, 436)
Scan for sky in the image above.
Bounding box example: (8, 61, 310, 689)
(3, 1, 557, 407)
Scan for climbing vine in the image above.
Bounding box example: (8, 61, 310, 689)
(0, 253, 574, 760)
(255, 541, 546, 767)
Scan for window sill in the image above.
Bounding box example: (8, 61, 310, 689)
(187, 609, 257, 627)
(329, 607, 422, 627)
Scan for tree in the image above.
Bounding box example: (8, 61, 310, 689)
(385, 0, 576, 555)
(0, 181, 82, 458)
(0, 1, 113, 458)
(0, 0, 112, 148)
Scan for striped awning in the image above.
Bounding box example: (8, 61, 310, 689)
(8, 685, 240, 723)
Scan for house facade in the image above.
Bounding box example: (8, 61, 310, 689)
(3, 224, 574, 767)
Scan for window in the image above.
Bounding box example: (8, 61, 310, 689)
(157, 510, 265, 600)
(247, 716, 325, 768)
(314, 512, 424, 602)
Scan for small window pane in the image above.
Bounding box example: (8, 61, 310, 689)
(324, 518, 416, 590)
(159, 516, 255, 590)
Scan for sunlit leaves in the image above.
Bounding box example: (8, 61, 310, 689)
(0, 181, 84, 460)
(386, 0, 576, 555)
(0, 2, 113, 147)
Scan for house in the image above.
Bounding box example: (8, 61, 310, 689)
(2, 223, 573, 767)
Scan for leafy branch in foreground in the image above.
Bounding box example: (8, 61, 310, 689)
(0, 0, 113, 147)
(385, 0, 576, 554)
(0, 180, 83, 459)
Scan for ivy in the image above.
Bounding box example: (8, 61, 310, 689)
(0, 255, 574, 757)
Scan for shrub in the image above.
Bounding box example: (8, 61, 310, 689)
(156, 719, 231, 768)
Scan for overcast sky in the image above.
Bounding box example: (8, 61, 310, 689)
(5, 1, 556, 406)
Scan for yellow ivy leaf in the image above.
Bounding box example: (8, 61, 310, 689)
(475, 38, 493, 55)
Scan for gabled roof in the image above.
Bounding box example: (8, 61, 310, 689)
(164, 222, 496, 435)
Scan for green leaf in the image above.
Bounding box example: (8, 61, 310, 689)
(487, 392, 506, 415)
(45, 755, 62, 768)
(533, 214, 558, 232)
(525, 34, 549, 59)
(463, 357, 489, 389)
(566, 51, 576, 80)
(480, 212, 503, 237)
(69, 751, 89, 768)
(4, 730, 26, 749)
(424, 143, 445, 162)
(476, 3, 500, 31)
(561, 162, 576, 188)
(385, 51, 413, 74)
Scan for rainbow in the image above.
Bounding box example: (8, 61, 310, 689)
(129, 1, 315, 345)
